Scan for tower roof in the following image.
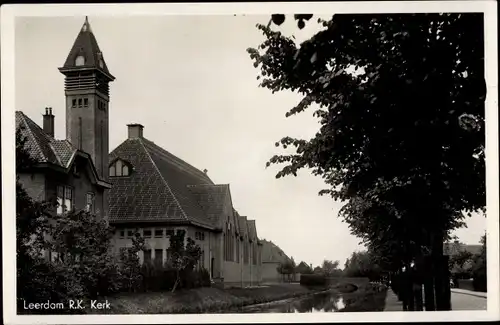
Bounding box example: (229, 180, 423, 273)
(60, 16, 114, 79)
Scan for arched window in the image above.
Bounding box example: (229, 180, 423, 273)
(109, 159, 132, 177)
(75, 55, 85, 66)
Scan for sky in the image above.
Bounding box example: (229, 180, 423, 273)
(15, 15, 486, 267)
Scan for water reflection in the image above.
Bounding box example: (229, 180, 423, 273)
(241, 291, 347, 313)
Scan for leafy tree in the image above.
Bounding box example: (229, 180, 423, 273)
(168, 230, 202, 292)
(471, 234, 486, 291)
(248, 13, 485, 292)
(320, 259, 342, 277)
(277, 257, 296, 282)
(118, 230, 145, 292)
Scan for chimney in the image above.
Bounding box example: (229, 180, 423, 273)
(127, 123, 144, 139)
(43, 107, 55, 137)
(203, 169, 208, 174)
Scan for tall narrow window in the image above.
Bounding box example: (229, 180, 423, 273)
(236, 238, 240, 263)
(154, 249, 163, 265)
(115, 160, 123, 177)
(122, 165, 129, 176)
(78, 117, 82, 150)
(72, 99, 77, 107)
(85, 192, 95, 213)
(100, 121, 104, 175)
(56, 185, 73, 214)
(83, 98, 88, 107)
(78, 98, 83, 107)
(143, 250, 152, 264)
(109, 165, 116, 177)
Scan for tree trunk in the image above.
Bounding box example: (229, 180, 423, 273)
(423, 255, 435, 311)
(432, 232, 451, 311)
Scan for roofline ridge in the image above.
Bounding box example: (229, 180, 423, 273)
(138, 138, 190, 222)
(141, 137, 213, 183)
(48, 142, 63, 166)
(18, 112, 48, 162)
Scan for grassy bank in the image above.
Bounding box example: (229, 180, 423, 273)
(341, 284, 388, 312)
(94, 284, 323, 314)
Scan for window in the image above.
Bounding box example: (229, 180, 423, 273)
(236, 238, 240, 263)
(85, 192, 95, 213)
(78, 98, 83, 107)
(198, 250, 204, 269)
(155, 229, 163, 238)
(143, 250, 152, 264)
(83, 98, 88, 107)
(75, 55, 85, 66)
(143, 229, 152, 238)
(127, 230, 134, 238)
(243, 240, 249, 264)
(109, 159, 131, 177)
(195, 231, 205, 241)
(252, 244, 257, 265)
(72, 99, 77, 107)
(119, 230, 125, 238)
(166, 229, 174, 237)
(56, 185, 73, 214)
(154, 249, 163, 265)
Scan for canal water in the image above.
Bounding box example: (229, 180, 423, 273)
(239, 291, 347, 313)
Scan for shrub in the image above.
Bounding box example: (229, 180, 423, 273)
(300, 274, 327, 286)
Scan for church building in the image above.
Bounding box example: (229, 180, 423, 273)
(16, 17, 263, 287)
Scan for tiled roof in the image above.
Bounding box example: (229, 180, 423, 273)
(16, 111, 76, 168)
(108, 137, 230, 229)
(188, 184, 230, 229)
(260, 239, 291, 263)
(61, 17, 113, 77)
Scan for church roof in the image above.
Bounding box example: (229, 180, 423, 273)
(16, 111, 76, 168)
(60, 17, 114, 79)
(108, 137, 235, 230)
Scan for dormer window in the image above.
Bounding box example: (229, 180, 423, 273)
(75, 55, 85, 66)
(109, 159, 132, 177)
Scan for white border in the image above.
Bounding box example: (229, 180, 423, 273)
(2, 1, 498, 324)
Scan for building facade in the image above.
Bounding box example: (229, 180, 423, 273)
(108, 124, 262, 287)
(16, 17, 263, 287)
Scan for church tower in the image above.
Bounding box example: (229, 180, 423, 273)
(59, 17, 115, 180)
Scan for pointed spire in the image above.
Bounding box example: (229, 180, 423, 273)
(59, 16, 114, 80)
(82, 16, 91, 32)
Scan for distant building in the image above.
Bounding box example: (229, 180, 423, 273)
(260, 239, 292, 283)
(16, 17, 263, 287)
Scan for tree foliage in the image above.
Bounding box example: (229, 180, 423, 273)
(248, 13, 486, 264)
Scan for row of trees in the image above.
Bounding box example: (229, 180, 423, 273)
(250, 13, 486, 311)
(16, 129, 209, 313)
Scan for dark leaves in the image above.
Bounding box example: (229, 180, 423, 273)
(271, 14, 285, 26)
